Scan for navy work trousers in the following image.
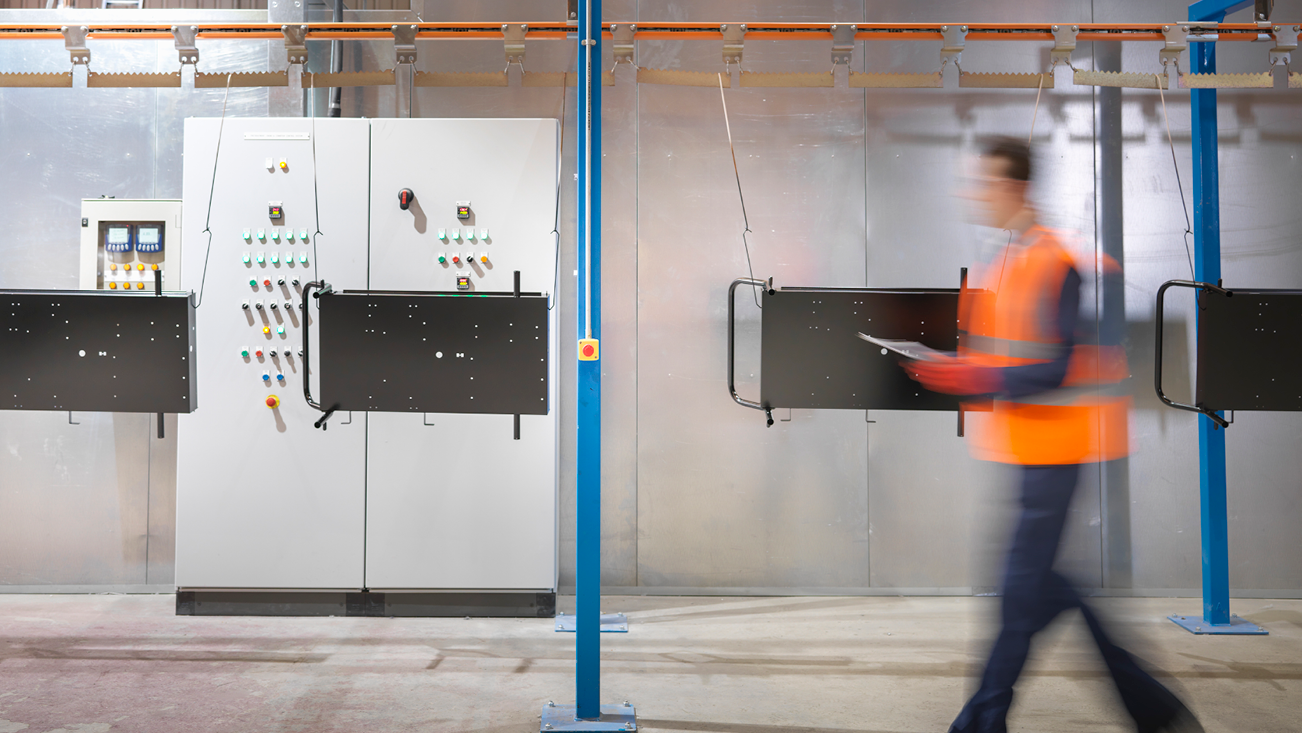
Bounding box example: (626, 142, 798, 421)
(949, 464, 1184, 733)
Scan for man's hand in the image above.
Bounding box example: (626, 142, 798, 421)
(905, 359, 1001, 396)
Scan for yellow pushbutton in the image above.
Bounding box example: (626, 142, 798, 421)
(110, 263, 117, 271)
(108, 282, 117, 289)
(480, 255, 489, 264)
(152, 264, 159, 270)
(136, 282, 145, 290)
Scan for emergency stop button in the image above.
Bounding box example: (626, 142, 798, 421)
(266, 395, 280, 409)
(578, 338, 599, 361)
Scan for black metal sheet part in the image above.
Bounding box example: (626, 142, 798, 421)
(1196, 289, 1302, 412)
(0, 290, 196, 413)
(760, 288, 961, 411)
(318, 292, 549, 414)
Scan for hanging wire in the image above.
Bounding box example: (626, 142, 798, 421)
(548, 48, 573, 312)
(192, 73, 234, 308)
(1027, 71, 1045, 144)
(1156, 74, 1197, 280)
(717, 69, 761, 308)
(310, 84, 323, 283)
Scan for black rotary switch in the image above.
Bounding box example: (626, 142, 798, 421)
(398, 188, 415, 211)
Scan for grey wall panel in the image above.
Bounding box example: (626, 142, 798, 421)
(0, 21, 267, 589)
(634, 1, 871, 588)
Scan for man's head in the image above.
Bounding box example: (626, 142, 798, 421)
(966, 136, 1032, 230)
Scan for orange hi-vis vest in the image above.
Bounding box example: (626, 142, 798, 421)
(958, 226, 1131, 465)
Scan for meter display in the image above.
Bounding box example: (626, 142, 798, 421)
(136, 224, 163, 253)
(105, 225, 133, 253)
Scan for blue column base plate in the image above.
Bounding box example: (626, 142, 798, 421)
(1168, 613, 1267, 635)
(554, 612, 629, 633)
(541, 703, 637, 731)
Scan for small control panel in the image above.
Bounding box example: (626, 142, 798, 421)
(86, 211, 176, 292)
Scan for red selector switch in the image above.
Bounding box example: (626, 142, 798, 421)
(398, 188, 414, 210)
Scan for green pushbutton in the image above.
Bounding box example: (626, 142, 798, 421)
(241, 349, 250, 358)
(248, 278, 257, 287)
(438, 255, 447, 264)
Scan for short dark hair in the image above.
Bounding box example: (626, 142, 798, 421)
(980, 136, 1032, 182)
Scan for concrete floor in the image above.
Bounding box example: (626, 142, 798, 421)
(0, 595, 1298, 733)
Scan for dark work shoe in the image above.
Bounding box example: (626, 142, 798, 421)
(1141, 705, 1204, 733)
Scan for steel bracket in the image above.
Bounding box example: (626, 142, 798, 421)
(503, 23, 527, 67)
(722, 23, 746, 66)
(1050, 24, 1078, 69)
(567, 0, 578, 24)
(1161, 24, 1189, 69)
(171, 25, 198, 65)
(831, 23, 857, 66)
(1270, 24, 1298, 67)
(282, 24, 308, 65)
(392, 24, 418, 66)
(611, 24, 635, 66)
(941, 24, 967, 69)
(61, 25, 89, 66)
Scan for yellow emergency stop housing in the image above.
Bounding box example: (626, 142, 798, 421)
(578, 338, 600, 361)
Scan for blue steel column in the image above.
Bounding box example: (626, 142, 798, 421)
(575, 0, 603, 718)
(1189, 3, 1231, 626)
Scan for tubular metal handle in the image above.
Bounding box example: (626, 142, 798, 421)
(1154, 279, 1231, 429)
(728, 278, 767, 416)
(301, 280, 334, 416)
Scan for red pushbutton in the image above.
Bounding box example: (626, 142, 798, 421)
(582, 344, 595, 358)
(452, 256, 460, 264)
(266, 395, 280, 409)
(263, 279, 272, 287)
(255, 349, 264, 357)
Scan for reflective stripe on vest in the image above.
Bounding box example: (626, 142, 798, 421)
(959, 333, 1066, 361)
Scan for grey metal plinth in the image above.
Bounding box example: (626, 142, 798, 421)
(1168, 613, 1267, 635)
(541, 702, 637, 732)
(554, 612, 629, 633)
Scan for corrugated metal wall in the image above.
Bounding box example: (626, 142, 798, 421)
(1, 0, 1299, 595)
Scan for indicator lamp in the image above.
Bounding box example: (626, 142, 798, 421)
(256, 253, 265, 264)
(271, 230, 280, 242)
(276, 326, 285, 335)
(137, 282, 145, 290)
(278, 160, 288, 171)
(109, 282, 117, 289)
(299, 253, 308, 264)
(437, 228, 447, 241)
(262, 326, 271, 334)
(299, 230, 308, 241)
(110, 264, 117, 271)
(242, 229, 251, 241)
(479, 255, 488, 264)
(270, 254, 279, 264)
(152, 264, 159, 270)
(451, 229, 461, 241)
(286, 230, 295, 241)
(243, 253, 251, 264)
(136, 263, 144, 271)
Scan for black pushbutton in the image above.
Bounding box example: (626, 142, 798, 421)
(398, 188, 414, 211)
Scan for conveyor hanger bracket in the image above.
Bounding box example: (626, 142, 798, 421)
(172, 25, 198, 65)
(503, 23, 527, 68)
(1050, 24, 1078, 70)
(831, 23, 856, 66)
(611, 23, 635, 67)
(393, 23, 417, 66)
(722, 23, 745, 66)
(61, 24, 88, 66)
(1161, 23, 1190, 72)
(1271, 23, 1298, 66)
(282, 24, 308, 65)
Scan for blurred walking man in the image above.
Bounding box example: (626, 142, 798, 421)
(907, 137, 1200, 733)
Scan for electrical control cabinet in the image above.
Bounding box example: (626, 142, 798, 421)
(79, 199, 182, 292)
(176, 118, 558, 597)
(176, 118, 370, 589)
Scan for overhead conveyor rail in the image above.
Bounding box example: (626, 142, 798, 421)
(0, 20, 1298, 89)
